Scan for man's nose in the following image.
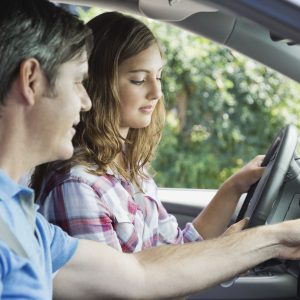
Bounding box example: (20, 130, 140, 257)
(81, 88, 92, 112)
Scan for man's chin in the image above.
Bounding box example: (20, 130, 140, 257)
(61, 149, 74, 160)
(55, 146, 74, 161)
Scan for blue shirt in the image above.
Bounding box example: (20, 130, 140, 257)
(0, 170, 78, 299)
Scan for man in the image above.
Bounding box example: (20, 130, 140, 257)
(1, 0, 300, 299)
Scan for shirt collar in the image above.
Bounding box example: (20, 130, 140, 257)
(106, 167, 115, 176)
(0, 169, 33, 198)
(0, 170, 36, 229)
(106, 167, 129, 184)
(0, 169, 34, 202)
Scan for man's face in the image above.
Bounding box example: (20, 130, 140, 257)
(33, 52, 91, 163)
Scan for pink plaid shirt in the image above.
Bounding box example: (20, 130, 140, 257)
(38, 165, 202, 252)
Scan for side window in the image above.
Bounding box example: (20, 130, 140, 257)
(68, 5, 300, 190)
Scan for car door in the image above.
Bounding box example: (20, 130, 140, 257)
(53, 1, 300, 299)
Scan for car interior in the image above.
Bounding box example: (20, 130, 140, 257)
(54, 1, 300, 299)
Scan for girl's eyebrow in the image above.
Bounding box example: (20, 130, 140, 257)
(128, 66, 164, 74)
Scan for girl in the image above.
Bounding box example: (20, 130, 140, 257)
(31, 12, 264, 252)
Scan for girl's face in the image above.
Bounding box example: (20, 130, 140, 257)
(117, 44, 163, 137)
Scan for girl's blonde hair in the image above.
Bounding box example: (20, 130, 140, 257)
(31, 11, 165, 197)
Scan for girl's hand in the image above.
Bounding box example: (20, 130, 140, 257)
(224, 155, 265, 196)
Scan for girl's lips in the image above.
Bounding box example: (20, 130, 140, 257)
(139, 105, 153, 113)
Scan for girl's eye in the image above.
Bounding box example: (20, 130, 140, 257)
(130, 80, 145, 85)
(157, 78, 162, 82)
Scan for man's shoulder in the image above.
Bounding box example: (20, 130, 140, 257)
(35, 212, 78, 268)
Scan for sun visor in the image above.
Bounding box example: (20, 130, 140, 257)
(139, 0, 218, 21)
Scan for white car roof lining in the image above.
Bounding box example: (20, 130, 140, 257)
(52, 0, 300, 83)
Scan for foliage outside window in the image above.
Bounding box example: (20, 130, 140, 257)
(76, 6, 300, 189)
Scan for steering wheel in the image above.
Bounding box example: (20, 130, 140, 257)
(236, 124, 298, 227)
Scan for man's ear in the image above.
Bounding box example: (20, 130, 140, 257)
(18, 58, 45, 106)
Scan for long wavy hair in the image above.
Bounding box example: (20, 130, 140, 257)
(31, 11, 165, 197)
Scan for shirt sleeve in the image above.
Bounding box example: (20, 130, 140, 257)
(36, 213, 78, 272)
(39, 180, 123, 252)
(157, 201, 203, 244)
(144, 179, 203, 245)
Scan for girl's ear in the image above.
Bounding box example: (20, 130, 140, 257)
(18, 58, 45, 106)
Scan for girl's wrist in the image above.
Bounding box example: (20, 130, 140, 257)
(220, 175, 243, 199)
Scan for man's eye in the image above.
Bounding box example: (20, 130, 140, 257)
(130, 80, 145, 85)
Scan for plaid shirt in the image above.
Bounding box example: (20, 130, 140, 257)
(38, 165, 202, 252)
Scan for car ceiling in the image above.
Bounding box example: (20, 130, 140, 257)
(55, 0, 300, 83)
